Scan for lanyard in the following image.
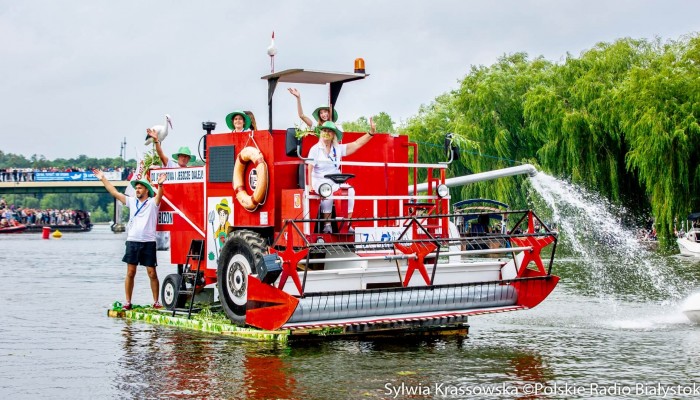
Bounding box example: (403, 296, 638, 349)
(134, 199, 149, 218)
(327, 146, 338, 169)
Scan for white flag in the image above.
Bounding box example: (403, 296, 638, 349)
(125, 147, 146, 198)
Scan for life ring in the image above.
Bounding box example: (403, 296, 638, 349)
(233, 146, 268, 211)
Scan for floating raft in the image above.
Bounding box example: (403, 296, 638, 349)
(107, 308, 289, 342)
(107, 307, 470, 341)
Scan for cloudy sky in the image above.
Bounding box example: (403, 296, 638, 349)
(1, 0, 698, 161)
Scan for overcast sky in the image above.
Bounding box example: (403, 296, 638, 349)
(1, 0, 698, 161)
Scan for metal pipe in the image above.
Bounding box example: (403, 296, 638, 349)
(409, 164, 538, 194)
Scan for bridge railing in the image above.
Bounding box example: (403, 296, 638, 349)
(32, 171, 122, 182)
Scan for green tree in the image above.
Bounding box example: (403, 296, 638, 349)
(400, 33, 700, 247)
(341, 112, 396, 134)
(616, 36, 700, 241)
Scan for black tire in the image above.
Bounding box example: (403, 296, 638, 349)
(161, 274, 186, 310)
(217, 230, 266, 325)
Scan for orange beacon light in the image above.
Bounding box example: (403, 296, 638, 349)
(354, 58, 365, 74)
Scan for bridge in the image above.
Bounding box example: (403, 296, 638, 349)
(0, 180, 129, 195)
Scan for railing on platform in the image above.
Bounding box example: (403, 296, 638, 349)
(271, 209, 558, 296)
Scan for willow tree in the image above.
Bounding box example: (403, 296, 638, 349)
(524, 38, 655, 204)
(617, 35, 700, 243)
(403, 53, 552, 208)
(400, 33, 700, 245)
(401, 92, 479, 192)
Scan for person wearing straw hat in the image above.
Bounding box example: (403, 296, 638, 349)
(147, 129, 196, 168)
(308, 118, 376, 233)
(288, 87, 338, 129)
(93, 168, 167, 310)
(225, 110, 252, 133)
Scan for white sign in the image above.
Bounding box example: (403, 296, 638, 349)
(355, 227, 412, 252)
(150, 167, 205, 184)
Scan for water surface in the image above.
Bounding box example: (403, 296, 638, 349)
(2, 226, 700, 399)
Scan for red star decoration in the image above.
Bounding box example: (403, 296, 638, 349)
(509, 235, 555, 276)
(270, 245, 308, 295)
(394, 241, 437, 287)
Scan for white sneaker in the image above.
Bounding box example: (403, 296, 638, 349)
(322, 224, 332, 234)
(348, 226, 355, 234)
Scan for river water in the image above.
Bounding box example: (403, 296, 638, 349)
(2, 225, 700, 399)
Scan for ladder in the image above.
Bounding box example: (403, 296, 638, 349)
(172, 239, 204, 319)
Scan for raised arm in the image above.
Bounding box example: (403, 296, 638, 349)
(148, 128, 169, 166)
(288, 88, 314, 128)
(153, 172, 166, 206)
(93, 169, 126, 205)
(346, 117, 377, 156)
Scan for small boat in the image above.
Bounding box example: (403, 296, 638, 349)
(681, 292, 700, 323)
(684, 309, 700, 323)
(453, 198, 510, 235)
(453, 199, 510, 251)
(0, 220, 27, 233)
(677, 212, 700, 257)
(23, 210, 92, 233)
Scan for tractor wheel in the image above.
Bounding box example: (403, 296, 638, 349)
(217, 230, 266, 325)
(161, 274, 186, 310)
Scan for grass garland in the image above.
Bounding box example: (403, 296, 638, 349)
(109, 301, 289, 342)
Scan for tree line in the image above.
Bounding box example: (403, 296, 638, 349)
(0, 151, 135, 170)
(393, 33, 699, 247)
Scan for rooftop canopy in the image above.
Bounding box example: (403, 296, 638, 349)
(261, 68, 369, 131)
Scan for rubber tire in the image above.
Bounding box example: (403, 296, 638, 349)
(161, 274, 186, 310)
(217, 230, 266, 325)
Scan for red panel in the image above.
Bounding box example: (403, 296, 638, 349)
(245, 276, 299, 331)
(513, 274, 560, 308)
(152, 167, 206, 265)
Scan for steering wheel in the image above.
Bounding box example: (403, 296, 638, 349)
(324, 173, 355, 184)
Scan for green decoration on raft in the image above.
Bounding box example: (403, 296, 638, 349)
(116, 307, 289, 342)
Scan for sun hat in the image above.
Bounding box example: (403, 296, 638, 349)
(226, 110, 252, 131)
(216, 199, 231, 214)
(318, 121, 343, 141)
(171, 146, 196, 163)
(312, 106, 339, 123)
(131, 179, 155, 197)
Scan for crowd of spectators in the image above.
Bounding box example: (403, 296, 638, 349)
(0, 167, 132, 182)
(0, 198, 91, 227)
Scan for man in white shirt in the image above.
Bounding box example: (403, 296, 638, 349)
(94, 168, 166, 310)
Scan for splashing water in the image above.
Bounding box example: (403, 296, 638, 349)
(529, 172, 682, 302)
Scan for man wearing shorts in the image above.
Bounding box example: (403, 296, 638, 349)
(94, 168, 167, 310)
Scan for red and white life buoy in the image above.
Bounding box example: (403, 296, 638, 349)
(233, 146, 268, 211)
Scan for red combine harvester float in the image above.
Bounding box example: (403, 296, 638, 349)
(150, 65, 559, 336)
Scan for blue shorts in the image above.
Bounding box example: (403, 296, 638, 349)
(122, 241, 158, 267)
